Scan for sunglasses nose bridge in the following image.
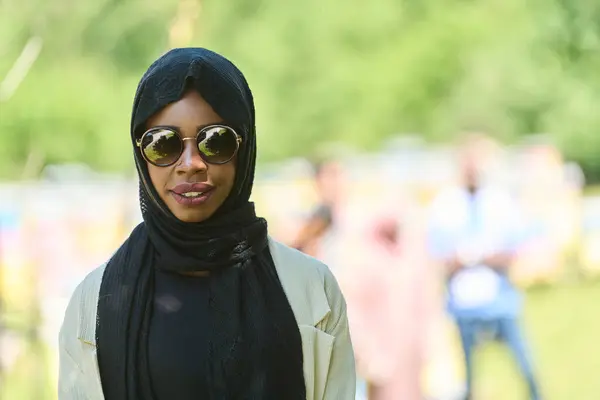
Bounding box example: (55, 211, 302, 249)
(178, 137, 207, 171)
(181, 137, 199, 156)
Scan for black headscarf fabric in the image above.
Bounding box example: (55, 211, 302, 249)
(96, 48, 306, 400)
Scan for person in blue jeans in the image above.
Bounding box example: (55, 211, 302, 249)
(427, 136, 541, 400)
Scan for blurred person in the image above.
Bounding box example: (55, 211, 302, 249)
(292, 161, 370, 397)
(58, 48, 355, 399)
(427, 136, 541, 400)
(364, 199, 431, 400)
(291, 160, 343, 258)
(330, 185, 432, 400)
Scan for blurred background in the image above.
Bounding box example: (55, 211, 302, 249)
(1, 0, 600, 399)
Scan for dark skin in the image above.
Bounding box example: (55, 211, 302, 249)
(291, 162, 340, 254)
(291, 214, 331, 252)
(145, 90, 236, 224)
(145, 90, 237, 276)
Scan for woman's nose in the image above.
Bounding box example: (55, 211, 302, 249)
(176, 139, 207, 174)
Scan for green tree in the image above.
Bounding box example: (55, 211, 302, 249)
(2, 0, 600, 181)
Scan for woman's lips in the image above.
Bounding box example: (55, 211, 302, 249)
(170, 182, 215, 206)
(171, 182, 214, 194)
(170, 189, 214, 206)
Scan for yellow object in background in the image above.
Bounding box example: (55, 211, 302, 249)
(422, 313, 465, 400)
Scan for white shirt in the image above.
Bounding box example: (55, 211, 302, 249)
(427, 185, 522, 310)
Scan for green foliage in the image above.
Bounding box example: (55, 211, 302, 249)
(2, 0, 600, 180)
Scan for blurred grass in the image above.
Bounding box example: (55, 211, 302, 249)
(583, 184, 600, 196)
(474, 278, 600, 400)
(2, 279, 599, 400)
(1, 338, 53, 400)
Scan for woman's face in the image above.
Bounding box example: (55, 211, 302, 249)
(145, 90, 236, 223)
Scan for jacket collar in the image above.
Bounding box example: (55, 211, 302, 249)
(77, 237, 331, 346)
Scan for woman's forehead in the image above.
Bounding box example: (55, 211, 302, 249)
(146, 90, 223, 130)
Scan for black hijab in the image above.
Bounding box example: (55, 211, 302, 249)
(96, 48, 306, 400)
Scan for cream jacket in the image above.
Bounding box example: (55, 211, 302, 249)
(58, 238, 356, 400)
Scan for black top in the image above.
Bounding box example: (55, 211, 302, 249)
(149, 270, 211, 399)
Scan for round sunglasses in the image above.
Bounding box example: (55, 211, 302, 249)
(136, 124, 242, 167)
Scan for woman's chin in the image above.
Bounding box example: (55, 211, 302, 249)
(171, 207, 214, 223)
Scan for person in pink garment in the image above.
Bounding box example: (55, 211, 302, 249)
(336, 195, 431, 400)
(292, 162, 431, 399)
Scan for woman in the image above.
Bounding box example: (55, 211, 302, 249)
(58, 48, 355, 400)
(291, 160, 341, 258)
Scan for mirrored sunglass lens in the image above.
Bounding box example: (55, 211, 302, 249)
(141, 129, 182, 166)
(198, 126, 238, 163)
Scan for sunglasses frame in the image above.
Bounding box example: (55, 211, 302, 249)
(136, 124, 243, 167)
